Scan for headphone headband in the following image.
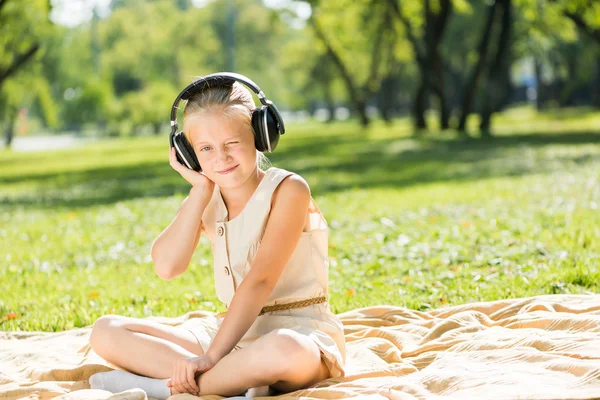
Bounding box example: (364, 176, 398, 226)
(170, 72, 270, 124)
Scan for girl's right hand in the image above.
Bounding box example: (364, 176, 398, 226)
(166, 355, 216, 396)
(169, 147, 215, 193)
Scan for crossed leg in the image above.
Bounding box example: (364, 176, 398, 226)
(90, 315, 330, 397)
(187, 328, 331, 397)
(90, 315, 205, 377)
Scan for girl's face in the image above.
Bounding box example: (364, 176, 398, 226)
(185, 111, 258, 188)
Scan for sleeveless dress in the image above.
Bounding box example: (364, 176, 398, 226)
(184, 166, 347, 379)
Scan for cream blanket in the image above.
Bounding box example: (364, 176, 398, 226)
(2, 294, 600, 400)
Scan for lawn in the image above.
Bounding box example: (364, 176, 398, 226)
(1, 105, 599, 331)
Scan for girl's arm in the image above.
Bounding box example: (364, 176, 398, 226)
(151, 186, 211, 280)
(205, 175, 311, 363)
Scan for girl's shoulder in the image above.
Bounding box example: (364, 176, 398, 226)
(269, 167, 327, 232)
(269, 167, 311, 202)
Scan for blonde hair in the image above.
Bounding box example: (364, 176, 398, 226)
(182, 80, 271, 170)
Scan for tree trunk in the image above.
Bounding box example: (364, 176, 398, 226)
(594, 56, 600, 108)
(377, 74, 396, 125)
(558, 48, 578, 107)
(479, 112, 492, 136)
(4, 108, 16, 148)
(432, 52, 449, 130)
(458, 0, 498, 131)
(534, 58, 543, 110)
(356, 99, 369, 127)
(432, 59, 450, 130)
(389, 0, 425, 130)
(309, 13, 371, 127)
(445, 63, 463, 112)
(324, 79, 336, 123)
(429, 0, 452, 130)
(479, 0, 512, 136)
(414, 79, 428, 131)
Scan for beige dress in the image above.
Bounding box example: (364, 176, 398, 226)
(185, 166, 346, 378)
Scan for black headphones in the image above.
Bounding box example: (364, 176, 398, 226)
(168, 72, 286, 172)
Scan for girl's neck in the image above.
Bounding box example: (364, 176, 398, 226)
(220, 167, 266, 214)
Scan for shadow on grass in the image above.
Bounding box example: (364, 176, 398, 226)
(2, 131, 599, 209)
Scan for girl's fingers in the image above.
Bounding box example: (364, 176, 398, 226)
(169, 148, 208, 188)
(177, 367, 187, 393)
(180, 365, 194, 394)
(175, 365, 185, 394)
(170, 151, 185, 173)
(188, 366, 199, 393)
(168, 148, 177, 167)
(176, 377, 186, 395)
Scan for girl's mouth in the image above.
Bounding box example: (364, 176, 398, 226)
(218, 165, 239, 174)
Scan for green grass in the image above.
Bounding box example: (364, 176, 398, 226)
(1, 105, 600, 331)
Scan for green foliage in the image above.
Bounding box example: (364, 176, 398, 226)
(30, 76, 59, 129)
(2, 0, 600, 138)
(313, 0, 391, 87)
(0, 0, 57, 131)
(0, 0, 50, 71)
(1, 107, 599, 330)
(61, 77, 114, 128)
(100, 2, 196, 89)
(119, 81, 179, 135)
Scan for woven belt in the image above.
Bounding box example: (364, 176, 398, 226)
(216, 295, 327, 319)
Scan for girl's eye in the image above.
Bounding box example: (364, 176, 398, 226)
(227, 141, 239, 145)
(200, 146, 211, 152)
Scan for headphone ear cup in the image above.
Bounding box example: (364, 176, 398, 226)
(173, 131, 202, 172)
(265, 106, 281, 152)
(251, 107, 268, 152)
(251, 106, 281, 153)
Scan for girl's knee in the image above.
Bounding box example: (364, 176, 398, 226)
(90, 315, 126, 353)
(273, 330, 319, 357)
(263, 330, 321, 376)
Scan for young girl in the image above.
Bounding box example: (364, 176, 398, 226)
(88, 74, 346, 399)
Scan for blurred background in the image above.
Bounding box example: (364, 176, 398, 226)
(1, 0, 599, 148)
(1, 0, 600, 331)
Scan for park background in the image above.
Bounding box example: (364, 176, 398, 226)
(1, 0, 599, 332)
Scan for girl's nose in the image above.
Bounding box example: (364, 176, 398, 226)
(216, 147, 232, 162)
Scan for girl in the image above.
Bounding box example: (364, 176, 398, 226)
(88, 75, 346, 399)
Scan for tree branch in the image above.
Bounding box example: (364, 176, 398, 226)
(389, 0, 425, 67)
(308, 13, 363, 107)
(366, 12, 387, 88)
(458, 0, 499, 130)
(433, 0, 453, 44)
(0, 0, 9, 14)
(0, 43, 40, 86)
(563, 10, 600, 44)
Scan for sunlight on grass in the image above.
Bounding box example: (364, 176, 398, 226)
(1, 106, 599, 331)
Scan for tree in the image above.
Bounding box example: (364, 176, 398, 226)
(0, 0, 55, 147)
(278, 13, 348, 115)
(390, 0, 454, 131)
(559, 1, 600, 44)
(0, 0, 45, 87)
(118, 81, 178, 135)
(479, 0, 513, 136)
(306, 0, 398, 127)
(457, 1, 500, 133)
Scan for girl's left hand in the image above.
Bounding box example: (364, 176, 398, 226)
(166, 355, 215, 395)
